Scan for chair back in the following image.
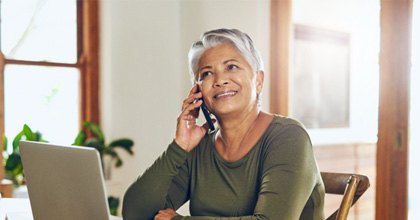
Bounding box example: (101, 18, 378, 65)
(321, 172, 370, 220)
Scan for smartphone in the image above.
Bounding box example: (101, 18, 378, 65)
(196, 86, 216, 133)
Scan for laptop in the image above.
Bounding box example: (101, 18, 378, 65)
(19, 141, 122, 220)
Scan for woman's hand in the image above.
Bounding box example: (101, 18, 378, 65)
(175, 84, 213, 152)
(154, 208, 179, 220)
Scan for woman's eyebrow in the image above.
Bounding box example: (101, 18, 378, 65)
(198, 65, 212, 72)
(223, 59, 239, 64)
(199, 59, 239, 72)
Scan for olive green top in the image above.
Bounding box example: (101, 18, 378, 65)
(122, 115, 325, 220)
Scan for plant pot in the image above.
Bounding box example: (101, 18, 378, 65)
(102, 155, 113, 180)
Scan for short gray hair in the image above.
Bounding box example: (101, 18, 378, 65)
(188, 28, 264, 81)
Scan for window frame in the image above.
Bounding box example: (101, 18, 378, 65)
(0, 0, 100, 180)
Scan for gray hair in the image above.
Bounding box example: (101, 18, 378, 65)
(188, 28, 264, 82)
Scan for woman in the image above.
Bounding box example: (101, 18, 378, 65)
(123, 28, 325, 220)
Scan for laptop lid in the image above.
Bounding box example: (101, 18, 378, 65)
(19, 141, 111, 220)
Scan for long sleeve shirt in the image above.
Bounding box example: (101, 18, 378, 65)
(122, 115, 325, 220)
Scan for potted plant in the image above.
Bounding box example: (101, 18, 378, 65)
(3, 124, 47, 186)
(72, 121, 134, 180)
(3, 122, 133, 215)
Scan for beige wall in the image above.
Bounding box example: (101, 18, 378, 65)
(100, 0, 270, 212)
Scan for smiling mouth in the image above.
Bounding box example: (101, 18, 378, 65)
(214, 91, 238, 99)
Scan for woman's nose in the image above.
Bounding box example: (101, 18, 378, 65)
(214, 73, 229, 87)
(214, 79, 229, 87)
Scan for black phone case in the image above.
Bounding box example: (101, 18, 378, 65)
(196, 86, 215, 133)
(200, 103, 215, 133)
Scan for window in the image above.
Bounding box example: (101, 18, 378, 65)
(0, 0, 99, 178)
(271, 0, 380, 145)
(292, 25, 350, 129)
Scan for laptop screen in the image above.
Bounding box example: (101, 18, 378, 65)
(19, 141, 113, 220)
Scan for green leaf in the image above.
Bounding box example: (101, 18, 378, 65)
(5, 152, 22, 171)
(23, 124, 36, 140)
(104, 149, 118, 158)
(115, 157, 123, 167)
(40, 138, 48, 143)
(84, 137, 104, 151)
(34, 132, 44, 142)
(12, 131, 24, 152)
(11, 163, 23, 176)
(103, 150, 123, 167)
(108, 139, 134, 155)
(5, 162, 24, 186)
(73, 131, 86, 146)
(107, 196, 120, 216)
(83, 121, 105, 143)
(3, 135, 8, 152)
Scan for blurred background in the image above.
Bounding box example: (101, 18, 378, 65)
(1, 0, 418, 219)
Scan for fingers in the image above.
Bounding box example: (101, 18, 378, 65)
(174, 84, 208, 152)
(162, 208, 178, 215)
(189, 83, 200, 94)
(181, 90, 202, 112)
(182, 84, 201, 108)
(180, 85, 203, 120)
(154, 208, 179, 220)
(179, 99, 202, 121)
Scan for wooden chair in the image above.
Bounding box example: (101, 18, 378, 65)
(321, 172, 370, 220)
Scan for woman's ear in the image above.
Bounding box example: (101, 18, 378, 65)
(256, 70, 264, 94)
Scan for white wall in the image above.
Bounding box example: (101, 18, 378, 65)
(100, 0, 270, 213)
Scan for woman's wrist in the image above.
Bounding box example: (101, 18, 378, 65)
(172, 139, 189, 152)
(174, 138, 189, 151)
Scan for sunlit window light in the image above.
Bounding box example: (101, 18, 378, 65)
(1, 0, 80, 153)
(4, 65, 80, 153)
(1, 0, 77, 63)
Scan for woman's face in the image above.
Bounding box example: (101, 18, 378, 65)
(196, 43, 263, 117)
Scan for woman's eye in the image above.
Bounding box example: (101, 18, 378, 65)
(199, 71, 212, 81)
(227, 64, 239, 71)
